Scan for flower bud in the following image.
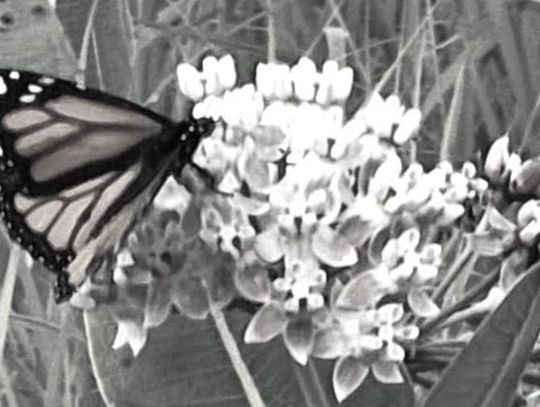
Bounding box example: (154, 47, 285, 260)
(484, 135, 510, 182)
(519, 221, 540, 246)
(217, 54, 237, 90)
(517, 200, 540, 226)
(176, 63, 204, 101)
(510, 157, 540, 196)
(202, 55, 219, 94)
(393, 108, 421, 145)
(291, 57, 317, 101)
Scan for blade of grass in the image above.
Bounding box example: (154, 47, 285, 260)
(439, 53, 467, 162)
(43, 308, 71, 407)
(0, 363, 18, 407)
(76, 0, 100, 87)
(0, 246, 22, 365)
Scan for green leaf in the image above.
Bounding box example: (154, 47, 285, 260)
(86, 308, 414, 406)
(0, 0, 76, 76)
(439, 52, 475, 163)
(423, 262, 540, 407)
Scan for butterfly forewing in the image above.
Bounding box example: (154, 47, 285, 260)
(0, 69, 203, 296)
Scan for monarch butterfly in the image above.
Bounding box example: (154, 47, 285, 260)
(0, 69, 214, 302)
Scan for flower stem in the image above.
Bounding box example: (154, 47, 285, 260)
(420, 269, 499, 336)
(431, 237, 476, 303)
(211, 308, 266, 407)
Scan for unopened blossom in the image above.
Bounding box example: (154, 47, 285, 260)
(516, 200, 540, 245)
(484, 135, 522, 186)
(177, 54, 236, 101)
(315, 60, 353, 105)
(510, 157, 540, 197)
(256, 62, 293, 100)
(358, 93, 421, 145)
(291, 57, 318, 101)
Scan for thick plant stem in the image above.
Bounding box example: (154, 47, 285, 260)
(211, 308, 267, 407)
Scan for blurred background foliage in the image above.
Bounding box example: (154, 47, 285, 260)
(2, 0, 540, 406)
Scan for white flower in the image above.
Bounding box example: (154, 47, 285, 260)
(316, 60, 354, 104)
(357, 93, 420, 145)
(177, 54, 237, 101)
(221, 85, 264, 129)
(176, 64, 204, 101)
(256, 62, 293, 100)
(291, 57, 318, 101)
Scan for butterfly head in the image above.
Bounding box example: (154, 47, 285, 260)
(191, 117, 215, 139)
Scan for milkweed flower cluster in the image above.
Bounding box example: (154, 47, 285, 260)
(73, 54, 540, 403)
(173, 54, 490, 402)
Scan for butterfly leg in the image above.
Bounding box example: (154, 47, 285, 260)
(54, 271, 75, 303)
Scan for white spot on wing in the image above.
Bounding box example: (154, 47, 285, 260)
(20, 94, 36, 103)
(0, 77, 7, 95)
(38, 77, 55, 85)
(9, 71, 20, 80)
(28, 84, 43, 93)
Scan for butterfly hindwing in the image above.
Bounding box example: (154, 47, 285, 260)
(0, 69, 208, 300)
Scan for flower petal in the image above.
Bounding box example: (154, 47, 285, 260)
(312, 226, 358, 267)
(144, 281, 172, 328)
(176, 63, 203, 101)
(235, 263, 272, 303)
(408, 288, 440, 318)
(244, 301, 287, 343)
(332, 357, 370, 402)
(171, 276, 209, 320)
(112, 319, 147, 357)
(206, 258, 236, 309)
(254, 226, 284, 263)
(372, 361, 403, 384)
(312, 326, 345, 359)
(336, 268, 392, 309)
(283, 317, 316, 365)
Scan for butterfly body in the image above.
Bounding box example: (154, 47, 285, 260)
(0, 69, 213, 301)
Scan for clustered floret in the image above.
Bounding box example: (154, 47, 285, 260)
(70, 55, 540, 402)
